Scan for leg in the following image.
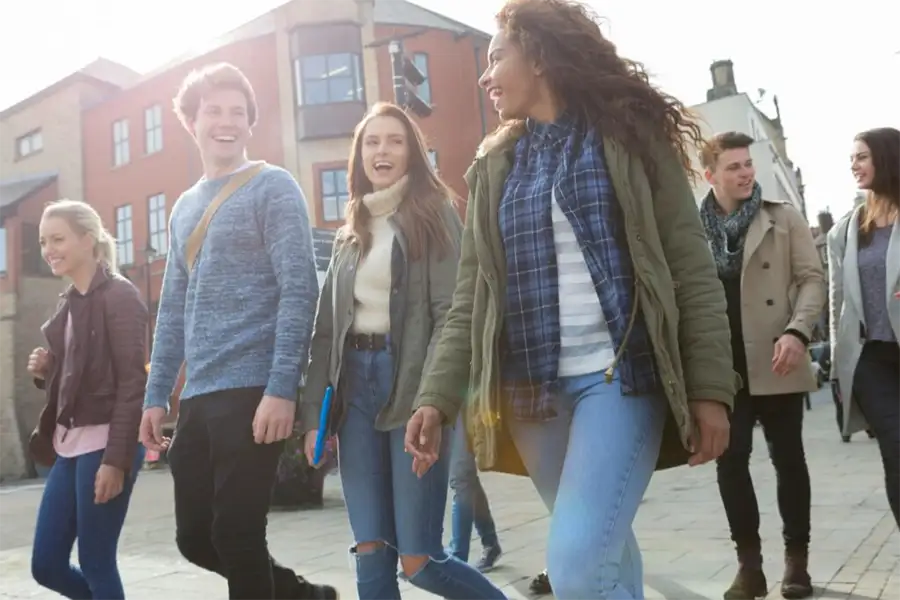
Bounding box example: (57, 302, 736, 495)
(167, 396, 223, 575)
(31, 455, 92, 598)
(757, 394, 812, 599)
(389, 424, 506, 599)
(448, 414, 501, 568)
(338, 350, 401, 600)
(204, 388, 331, 599)
(717, 387, 768, 599)
(852, 343, 900, 526)
(74, 446, 146, 599)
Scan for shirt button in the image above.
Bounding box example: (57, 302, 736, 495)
(762, 262, 770, 269)
(766, 299, 774, 306)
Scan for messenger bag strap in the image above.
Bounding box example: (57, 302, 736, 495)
(184, 161, 266, 272)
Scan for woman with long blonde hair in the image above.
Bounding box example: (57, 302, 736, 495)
(28, 199, 148, 599)
(301, 103, 506, 599)
(828, 126, 900, 527)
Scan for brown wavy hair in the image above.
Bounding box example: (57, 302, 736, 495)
(342, 103, 456, 261)
(492, 0, 704, 186)
(855, 127, 899, 235)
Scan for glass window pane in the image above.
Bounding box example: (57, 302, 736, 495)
(326, 54, 352, 77)
(321, 171, 336, 196)
(302, 55, 327, 80)
(322, 198, 338, 222)
(304, 80, 329, 105)
(328, 77, 354, 102)
(336, 170, 348, 194)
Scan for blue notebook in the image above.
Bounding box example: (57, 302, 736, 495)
(313, 385, 334, 466)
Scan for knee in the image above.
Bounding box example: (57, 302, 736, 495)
(716, 446, 751, 475)
(176, 530, 215, 566)
(209, 520, 266, 561)
(399, 554, 430, 578)
(352, 541, 397, 581)
(31, 551, 61, 589)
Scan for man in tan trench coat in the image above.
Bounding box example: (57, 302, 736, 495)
(698, 132, 825, 600)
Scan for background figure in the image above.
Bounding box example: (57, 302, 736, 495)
(29, 199, 148, 600)
(828, 127, 900, 527)
(448, 414, 503, 570)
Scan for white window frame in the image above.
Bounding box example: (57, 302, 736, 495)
(320, 169, 349, 222)
(413, 53, 431, 105)
(113, 119, 130, 167)
(144, 105, 163, 154)
(115, 204, 134, 265)
(294, 53, 364, 106)
(16, 130, 43, 159)
(147, 193, 167, 256)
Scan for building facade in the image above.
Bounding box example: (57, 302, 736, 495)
(688, 60, 807, 216)
(0, 60, 139, 479)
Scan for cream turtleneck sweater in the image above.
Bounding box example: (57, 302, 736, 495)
(352, 176, 407, 334)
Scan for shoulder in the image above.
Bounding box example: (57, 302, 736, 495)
(258, 164, 301, 191)
(828, 209, 859, 247)
(764, 199, 806, 226)
(103, 275, 146, 311)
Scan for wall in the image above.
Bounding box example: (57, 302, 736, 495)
(373, 24, 496, 203)
(1, 79, 118, 203)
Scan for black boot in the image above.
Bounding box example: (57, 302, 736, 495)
(723, 548, 768, 600)
(781, 548, 813, 599)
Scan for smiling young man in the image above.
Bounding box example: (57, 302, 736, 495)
(139, 63, 335, 599)
(699, 132, 825, 600)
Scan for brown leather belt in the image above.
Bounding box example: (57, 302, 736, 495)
(345, 333, 389, 351)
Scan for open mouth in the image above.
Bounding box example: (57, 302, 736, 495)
(374, 160, 393, 174)
(213, 135, 237, 143)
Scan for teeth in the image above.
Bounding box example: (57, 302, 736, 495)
(214, 136, 236, 142)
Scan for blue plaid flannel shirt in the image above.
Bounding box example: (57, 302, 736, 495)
(497, 114, 659, 420)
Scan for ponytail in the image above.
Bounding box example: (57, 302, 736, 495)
(96, 229, 118, 274)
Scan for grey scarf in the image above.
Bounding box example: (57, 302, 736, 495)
(701, 182, 763, 280)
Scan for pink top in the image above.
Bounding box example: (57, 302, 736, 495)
(53, 311, 109, 458)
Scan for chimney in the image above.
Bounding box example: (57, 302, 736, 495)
(706, 59, 738, 101)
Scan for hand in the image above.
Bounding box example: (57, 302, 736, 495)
(94, 464, 124, 504)
(688, 400, 730, 467)
(303, 430, 321, 468)
(27, 347, 49, 379)
(139, 407, 169, 452)
(772, 334, 806, 376)
(252, 395, 296, 444)
(404, 406, 444, 477)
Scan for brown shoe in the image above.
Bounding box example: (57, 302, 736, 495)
(781, 548, 813, 599)
(724, 550, 768, 600)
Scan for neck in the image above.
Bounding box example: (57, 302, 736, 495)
(71, 261, 98, 295)
(712, 190, 741, 215)
(202, 153, 247, 180)
(529, 90, 561, 124)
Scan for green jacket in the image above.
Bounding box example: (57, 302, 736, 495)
(414, 124, 738, 475)
(300, 202, 462, 435)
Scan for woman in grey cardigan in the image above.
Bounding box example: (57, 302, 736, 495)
(828, 127, 900, 527)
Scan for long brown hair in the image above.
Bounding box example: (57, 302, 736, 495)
(491, 0, 704, 186)
(342, 103, 456, 261)
(855, 127, 899, 234)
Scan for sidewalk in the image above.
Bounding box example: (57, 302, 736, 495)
(1, 389, 896, 599)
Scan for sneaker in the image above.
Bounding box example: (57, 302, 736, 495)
(529, 570, 552, 595)
(297, 576, 339, 600)
(475, 544, 502, 572)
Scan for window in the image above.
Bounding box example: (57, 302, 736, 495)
(413, 53, 431, 105)
(113, 119, 130, 166)
(16, 130, 43, 159)
(115, 204, 134, 265)
(147, 193, 167, 256)
(320, 169, 349, 222)
(145, 105, 163, 154)
(295, 53, 364, 106)
(0, 226, 6, 274)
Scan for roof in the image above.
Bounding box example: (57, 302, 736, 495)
(0, 172, 58, 218)
(0, 59, 140, 119)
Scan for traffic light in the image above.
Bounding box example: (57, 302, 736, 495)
(389, 40, 432, 117)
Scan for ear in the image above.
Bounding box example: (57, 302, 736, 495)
(186, 118, 198, 139)
(704, 167, 715, 185)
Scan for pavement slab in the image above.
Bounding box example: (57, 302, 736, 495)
(0, 389, 896, 599)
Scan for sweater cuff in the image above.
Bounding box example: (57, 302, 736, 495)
(264, 373, 300, 402)
(784, 329, 810, 347)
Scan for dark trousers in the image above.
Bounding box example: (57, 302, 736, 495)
(716, 390, 811, 552)
(853, 341, 900, 527)
(168, 387, 302, 599)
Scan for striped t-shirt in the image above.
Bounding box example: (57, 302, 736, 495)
(551, 192, 615, 377)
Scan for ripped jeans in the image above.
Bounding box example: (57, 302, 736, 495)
(338, 349, 507, 600)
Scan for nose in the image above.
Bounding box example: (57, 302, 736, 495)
(478, 68, 491, 90)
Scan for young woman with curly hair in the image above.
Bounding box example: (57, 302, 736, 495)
(405, 1, 738, 598)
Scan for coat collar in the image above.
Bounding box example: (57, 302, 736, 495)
(61, 263, 113, 299)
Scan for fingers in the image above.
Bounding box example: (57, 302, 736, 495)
(404, 414, 423, 456)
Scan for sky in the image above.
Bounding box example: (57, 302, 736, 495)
(2, 0, 898, 217)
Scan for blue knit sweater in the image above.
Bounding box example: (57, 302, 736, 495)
(144, 164, 318, 410)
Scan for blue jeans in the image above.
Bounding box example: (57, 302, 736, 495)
(448, 414, 499, 562)
(507, 372, 665, 599)
(32, 445, 145, 599)
(338, 349, 506, 600)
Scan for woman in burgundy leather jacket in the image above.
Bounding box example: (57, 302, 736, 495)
(27, 199, 148, 600)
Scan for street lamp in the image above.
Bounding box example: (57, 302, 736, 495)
(143, 243, 158, 355)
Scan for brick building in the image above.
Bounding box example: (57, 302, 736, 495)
(0, 60, 140, 479)
(0, 1, 496, 480)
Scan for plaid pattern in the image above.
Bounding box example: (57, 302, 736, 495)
(498, 114, 659, 420)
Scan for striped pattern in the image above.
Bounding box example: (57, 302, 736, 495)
(551, 194, 614, 376)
